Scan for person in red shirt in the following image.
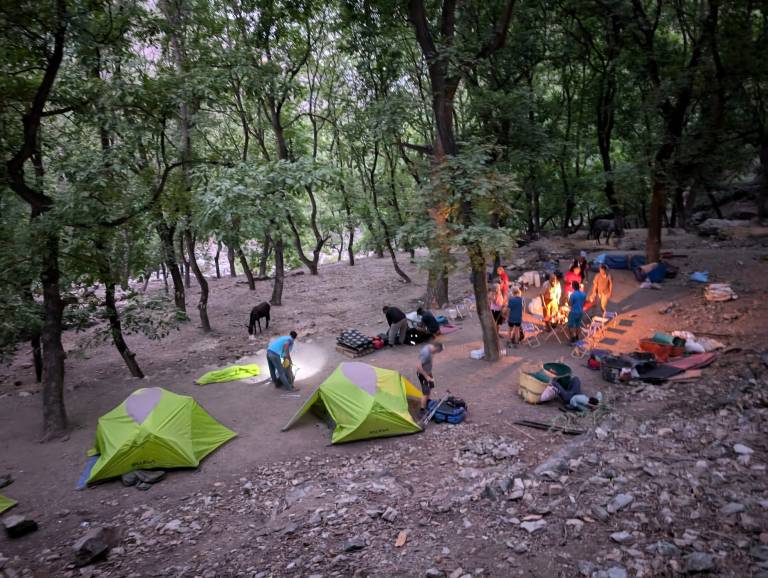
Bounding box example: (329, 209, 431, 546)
(496, 266, 510, 300)
(563, 263, 583, 300)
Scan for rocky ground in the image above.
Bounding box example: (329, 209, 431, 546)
(2, 228, 768, 577)
(5, 348, 767, 578)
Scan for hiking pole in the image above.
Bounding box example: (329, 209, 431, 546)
(421, 387, 451, 430)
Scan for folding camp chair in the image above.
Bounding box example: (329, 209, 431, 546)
(454, 297, 474, 320)
(530, 314, 558, 344)
(585, 316, 609, 341)
(521, 321, 542, 348)
(571, 317, 606, 358)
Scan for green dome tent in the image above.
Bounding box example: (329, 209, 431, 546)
(282, 362, 423, 444)
(0, 494, 16, 514)
(86, 387, 236, 484)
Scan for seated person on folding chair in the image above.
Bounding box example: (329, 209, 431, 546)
(540, 274, 561, 327)
(567, 281, 587, 344)
(506, 287, 524, 346)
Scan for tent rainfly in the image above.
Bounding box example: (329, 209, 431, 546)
(282, 362, 423, 444)
(86, 387, 236, 484)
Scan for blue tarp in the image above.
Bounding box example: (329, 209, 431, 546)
(690, 271, 709, 283)
(76, 454, 99, 490)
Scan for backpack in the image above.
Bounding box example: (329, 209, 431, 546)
(428, 396, 467, 424)
(405, 327, 430, 345)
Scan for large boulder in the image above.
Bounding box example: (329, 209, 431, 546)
(73, 526, 123, 567)
(3, 515, 38, 538)
(697, 218, 751, 238)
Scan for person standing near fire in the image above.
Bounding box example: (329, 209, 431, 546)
(589, 264, 613, 314)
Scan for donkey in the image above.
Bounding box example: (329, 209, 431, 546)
(590, 217, 624, 245)
(248, 302, 271, 336)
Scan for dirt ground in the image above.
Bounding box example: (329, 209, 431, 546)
(1, 228, 768, 577)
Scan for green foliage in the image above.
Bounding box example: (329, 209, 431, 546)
(1, 0, 765, 366)
(76, 292, 187, 351)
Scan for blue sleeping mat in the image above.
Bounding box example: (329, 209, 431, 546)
(604, 254, 630, 269)
(629, 255, 646, 269)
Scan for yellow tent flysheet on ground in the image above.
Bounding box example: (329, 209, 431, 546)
(282, 362, 423, 444)
(195, 364, 260, 385)
(0, 494, 17, 514)
(86, 387, 236, 484)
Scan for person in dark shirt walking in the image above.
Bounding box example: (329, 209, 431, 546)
(383, 305, 408, 346)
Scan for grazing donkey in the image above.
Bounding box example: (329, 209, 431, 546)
(589, 217, 624, 245)
(248, 302, 271, 336)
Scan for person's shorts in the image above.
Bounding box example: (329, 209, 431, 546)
(567, 311, 583, 328)
(417, 373, 434, 395)
(507, 321, 522, 328)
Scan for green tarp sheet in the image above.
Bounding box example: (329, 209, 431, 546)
(195, 364, 261, 385)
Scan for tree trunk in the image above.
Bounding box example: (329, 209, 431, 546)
(160, 262, 169, 294)
(759, 140, 768, 221)
(23, 288, 43, 383)
(40, 231, 67, 438)
(468, 243, 500, 361)
(646, 173, 665, 262)
(424, 264, 449, 308)
(368, 143, 411, 283)
(407, 0, 514, 360)
(214, 240, 222, 278)
(341, 183, 355, 265)
(347, 228, 355, 266)
(385, 239, 411, 283)
(237, 246, 256, 290)
(227, 243, 237, 277)
(178, 235, 191, 289)
(596, 14, 623, 224)
(671, 185, 686, 228)
(707, 191, 723, 219)
(258, 235, 272, 278)
(287, 214, 320, 275)
(105, 282, 145, 377)
(31, 335, 43, 383)
(185, 230, 211, 332)
(562, 196, 576, 235)
(336, 234, 344, 262)
(157, 222, 186, 312)
(270, 237, 285, 305)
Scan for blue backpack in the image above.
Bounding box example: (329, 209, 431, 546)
(427, 397, 467, 424)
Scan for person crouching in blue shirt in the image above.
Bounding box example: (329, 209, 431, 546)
(567, 282, 586, 343)
(267, 331, 297, 391)
(417, 307, 441, 337)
